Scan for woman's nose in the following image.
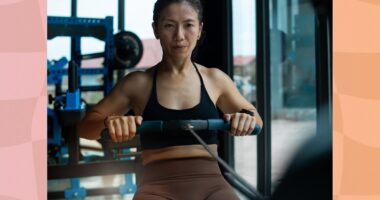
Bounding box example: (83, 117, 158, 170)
(174, 26, 185, 41)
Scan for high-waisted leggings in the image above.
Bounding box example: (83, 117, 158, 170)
(132, 157, 240, 200)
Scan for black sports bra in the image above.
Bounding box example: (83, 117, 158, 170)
(140, 63, 220, 150)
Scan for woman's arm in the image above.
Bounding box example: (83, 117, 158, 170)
(211, 68, 263, 135)
(76, 71, 144, 140)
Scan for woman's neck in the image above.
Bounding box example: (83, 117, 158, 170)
(159, 56, 194, 75)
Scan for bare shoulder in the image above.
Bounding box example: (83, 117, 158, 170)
(194, 63, 234, 103)
(195, 63, 232, 85)
(122, 68, 152, 83)
(118, 67, 154, 93)
(90, 67, 154, 116)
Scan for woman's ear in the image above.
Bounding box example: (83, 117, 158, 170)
(152, 22, 159, 39)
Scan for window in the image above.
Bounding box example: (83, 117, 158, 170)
(269, 0, 317, 190)
(232, 0, 258, 188)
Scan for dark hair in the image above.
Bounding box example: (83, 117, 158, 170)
(153, 0, 203, 25)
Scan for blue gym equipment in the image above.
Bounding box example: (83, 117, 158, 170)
(47, 15, 143, 199)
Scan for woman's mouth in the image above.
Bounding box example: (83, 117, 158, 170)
(173, 45, 187, 48)
(172, 45, 188, 51)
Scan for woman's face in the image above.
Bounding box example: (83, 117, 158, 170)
(153, 2, 203, 59)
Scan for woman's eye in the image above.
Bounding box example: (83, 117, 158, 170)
(164, 24, 174, 28)
(186, 23, 194, 27)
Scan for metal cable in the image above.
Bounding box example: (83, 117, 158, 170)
(186, 124, 264, 200)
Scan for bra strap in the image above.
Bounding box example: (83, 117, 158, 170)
(192, 62, 205, 86)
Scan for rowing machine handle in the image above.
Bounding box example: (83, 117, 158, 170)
(101, 119, 261, 140)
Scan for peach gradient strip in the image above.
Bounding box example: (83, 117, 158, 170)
(334, 0, 380, 199)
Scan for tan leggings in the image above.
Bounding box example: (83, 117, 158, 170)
(132, 157, 240, 200)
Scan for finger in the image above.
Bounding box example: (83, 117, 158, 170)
(128, 116, 136, 140)
(248, 118, 257, 135)
(115, 118, 123, 142)
(108, 119, 117, 142)
(231, 113, 240, 135)
(237, 114, 248, 136)
(121, 117, 129, 142)
(243, 116, 253, 135)
(224, 114, 231, 122)
(136, 116, 143, 126)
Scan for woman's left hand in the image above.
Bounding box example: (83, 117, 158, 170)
(224, 112, 256, 136)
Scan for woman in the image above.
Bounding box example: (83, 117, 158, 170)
(77, 0, 263, 199)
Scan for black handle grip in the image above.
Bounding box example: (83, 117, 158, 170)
(100, 119, 262, 140)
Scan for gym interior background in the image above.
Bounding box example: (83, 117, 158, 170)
(47, 0, 332, 199)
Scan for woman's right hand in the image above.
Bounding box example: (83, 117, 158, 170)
(104, 115, 143, 142)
